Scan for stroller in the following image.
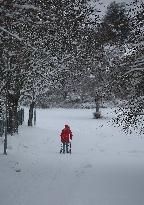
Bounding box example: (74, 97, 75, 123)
(60, 142, 71, 154)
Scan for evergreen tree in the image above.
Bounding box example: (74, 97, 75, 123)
(100, 1, 130, 44)
(114, 1, 144, 133)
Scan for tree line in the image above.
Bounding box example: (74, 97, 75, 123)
(0, 0, 143, 134)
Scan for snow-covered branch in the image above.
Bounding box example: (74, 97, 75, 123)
(0, 26, 22, 41)
(14, 4, 41, 11)
(0, 84, 6, 94)
(125, 67, 144, 74)
(0, 27, 53, 56)
(0, 26, 37, 50)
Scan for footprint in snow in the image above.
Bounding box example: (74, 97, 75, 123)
(84, 164, 92, 169)
(12, 162, 22, 173)
(74, 170, 85, 177)
(74, 164, 92, 177)
(23, 145, 29, 148)
(15, 168, 21, 173)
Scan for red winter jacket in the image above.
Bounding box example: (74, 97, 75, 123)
(60, 127, 73, 143)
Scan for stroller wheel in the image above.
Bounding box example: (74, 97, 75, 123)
(69, 142, 71, 154)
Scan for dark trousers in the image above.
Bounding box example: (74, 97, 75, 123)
(62, 142, 69, 153)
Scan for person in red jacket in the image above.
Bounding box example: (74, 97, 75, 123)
(60, 125, 73, 153)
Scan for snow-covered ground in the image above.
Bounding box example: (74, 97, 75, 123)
(0, 108, 144, 205)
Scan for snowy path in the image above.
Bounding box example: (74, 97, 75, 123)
(0, 108, 144, 205)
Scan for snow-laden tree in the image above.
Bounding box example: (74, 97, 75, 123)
(101, 0, 144, 133)
(0, 0, 52, 130)
(0, 44, 32, 133)
(27, 0, 101, 107)
(87, 1, 131, 103)
(113, 0, 144, 134)
(0, 0, 99, 128)
(99, 1, 130, 45)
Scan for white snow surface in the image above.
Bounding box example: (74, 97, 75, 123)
(0, 108, 144, 205)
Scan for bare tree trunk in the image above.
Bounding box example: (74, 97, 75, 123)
(34, 109, 36, 125)
(95, 99, 100, 113)
(94, 95, 101, 119)
(28, 101, 35, 126)
(7, 93, 19, 134)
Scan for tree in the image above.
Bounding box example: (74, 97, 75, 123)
(0, 0, 49, 131)
(114, 1, 144, 134)
(100, 1, 130, 45)
(103, 0, 144, 133)
(1, 0, 99, 125)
